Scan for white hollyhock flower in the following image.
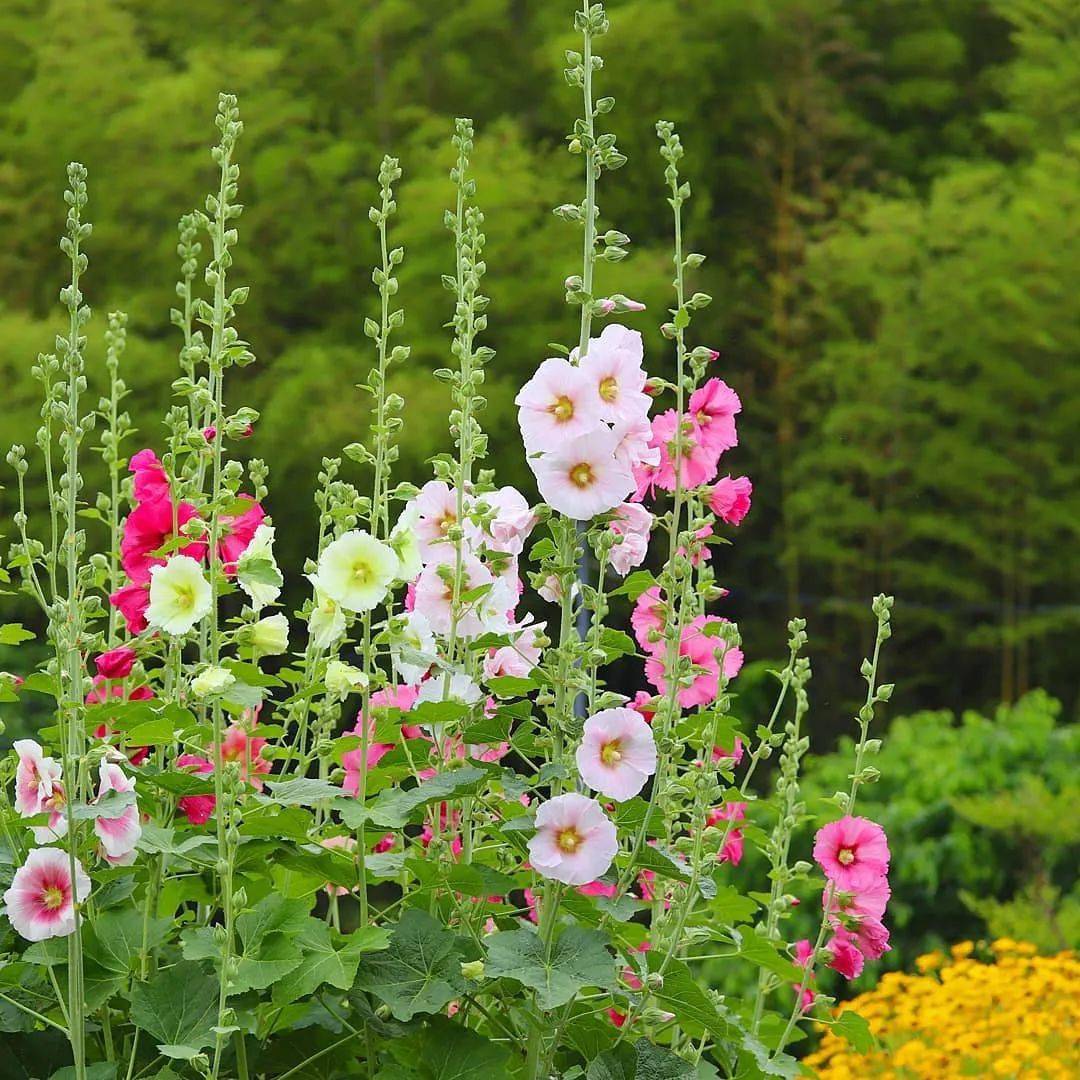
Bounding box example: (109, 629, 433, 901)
(191, 665, 235, 699)
(147, 555, 212, 636)
(237, 523, 283, 610)
(389, 501, 424, 581)
(325, 660, 368, 696)
(313, 530, 398, 613)
(308, 583, 346, 651)
(391, 611, 437, 684)
(246, 613, 289, 656)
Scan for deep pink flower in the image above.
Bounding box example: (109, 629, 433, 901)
(643, 615, 744, 708)
(827, 866, 892, 922)
(176, 754, 215, 825)
(222, 723, 271, 789)
(578, 880, 618, 899)
(709, 475, 752, 526)
(707, 802, 746, 865)
(825, 925, 865, 980)
(792, 939, 816, 1011)
(120, 497, 206, 585)
(712, 735, 744, 767)
(852, 916, 891, 961)
(630, 587, 666, 654)
(629, 690, 656, 724)
(88, 679, 154, 767)
(129, 449, 170, 504)
(93, 646, 137, 680)
(109, 582, 150, 634)
(813, 816, 890, 891)
(3, 848, 91, 942)
(688, 378, 740, 457)
(632, 409, 720, 500)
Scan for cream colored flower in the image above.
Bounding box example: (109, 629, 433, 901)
(147, 555, 211, 636)
(313, 530, 397, 613)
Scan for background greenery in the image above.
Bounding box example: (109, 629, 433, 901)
(0, 0, 1076, 973)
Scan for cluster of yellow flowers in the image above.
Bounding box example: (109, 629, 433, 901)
(806, 939, 1080, 1078)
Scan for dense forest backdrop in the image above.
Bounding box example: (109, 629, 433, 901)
(1, 0, 1077, 735)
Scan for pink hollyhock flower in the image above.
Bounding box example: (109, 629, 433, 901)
(89, 680, 154, 767)
(813, 816, 890, 891)
(515, 357, 603, 453)
(637, 866, 672, 909)
(678, 524, 714, 567)
(578, 325, 650, 425)
(792, 939, 816, 1011)
(523, 886, 540, 923)
(528, 793, 618, 885)
(321, 835, 358, 896)
(578, 879, 618, 899)
(644, 615, 744, 708)
(109, 582, 150, 635)
(2, 847, 91, 942)
(176, 754, 215, 825)
(93, 762, 141, 860)
(343, 719, 395, 794)
(612, 414, 661, 474)
(825, 925, 865, 980)
(827, 866, 892, 922)
(707, 802, 746, 865)
(576, 707, 657, 801)
(217, 496, 265, 574)
(420, 805, 463, 858)
(469, 486, 537, 556)
(413, 550, 495, 637)
(371, 682, 421, 715)
(93, 646, 137, 680)
(851, 916, 891, 961)
(222, 723, 271, 789)
(31, 781, 69, 845)
(484, 620, 545, 680)
(13, 740, 62, 817)
(688, 378, 740, 457)
(532, 425, 635, 519)
(709, 475, 752, 526)
(633, 410, 720, 500)
(609, 503, 652, 577)
(608, 1009, 627, 1028)
(373, 833, 396, 854)
(129, 449, 171, 504)
(630, 586, 666, 654)
(202, 426, 217, 442)
(413, 481, 463, 562)
(712, 735, 744, 767)
(629, 690, 656, 724)
(120, 497, 206, 586)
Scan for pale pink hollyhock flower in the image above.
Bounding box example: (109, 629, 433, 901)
(217, 495, 265, 575)
(468, 486, 538, 556)
(609, 503, 653, 577)
(643, 615, 744, 708)
(31, 786, 69, 846)
(93, 762, 141, 860)
(515, 357, 602, 453)
(532, 425, 635, 520)
(612, 413, 661, 473)
(413, 481, 463, 562)
(413, 551, 495, 637)
(528, 793, 618, 886)
(176, 754, 215, 825)
(538, 574, 563, 603)
(688, 378, 740, 457)
(709, 475, 752, 526)
(576, 707, 657, 801)
(630, 586, 666, 654)
(825, 925, 865, 980)
(13, 740, 62, 817)
(321, 835, 358, 896)
(93, 645, 137, 680)
(109, 582, 150, 635)
(3, 847, 91, 942)
(484, 620, 545, 680)
(578, 325, 650, 425)
(812, 816, 890, 891)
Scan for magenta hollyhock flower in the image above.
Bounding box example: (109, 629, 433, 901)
(630, 586, 666, 654)
(792, 939, 816, 1011)
(709, 475, 752, 526)
(707, 802, 747, 865)
(3, 848, 91, 942)
(176, 754, 215, 825)
(629, 690, 657, 724)
(633, 409, 721, 501)
(827, 866, 892, 921)
(643, 615, 744, 708)
(515, 357, 603, 454)
(109, 582, 150, 634)
(813, 816, 890, 891)
(577, 879, 618, 899)
(129, 448, 171, 504)
(576, 707, 657, 802)
(687, 378, 740, 457)
(528, 793, 618, 886)
(93, 762, 141, 860)
(93, 646, 137, 680)
(711, 735, 744, 767)
(217, 495, 265, 574)
(852, 916, 891, 961)
(577, 325, 650, 426)
(532, 425, 635, 519)
(13, 740, 62, 817)
(825, 925, 865, 980)
(120, 497, 206, 585)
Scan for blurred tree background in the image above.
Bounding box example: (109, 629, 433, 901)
(0, 0, 1078, 736)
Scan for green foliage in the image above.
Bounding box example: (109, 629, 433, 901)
(801, 690, 1080, 967)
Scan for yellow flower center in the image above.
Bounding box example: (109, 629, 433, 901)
(550, 395, 575, 422)
(599, 376, 618, 403)
(837, 847, 855, 865)
(351, 560, 372, 585)
(556, 827, 582, 853)
(41, 885, 65, 911)
(569, 462, 594, 488)
(174, 584, 195, 612)
(600, 740, 623, 766)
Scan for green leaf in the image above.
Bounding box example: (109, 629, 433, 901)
(587, 1040, 695, 1080)
(645, 954, 734, 1042)
(377, 1017, 514, 1080)
(710, 885, 759, 925)
(610, 571, 656, 600)
(272, 919, 389, 1005)
(264, 777, 344, 805)
(484, 925, 615, 1008)
(831, 1009, 876, 1053)
(486, 675, 541, 697)
(353, 908, 468, 1021)
(345, 765, 487, 828)
(129, 960, 218, 1053)
(0, 623, 34, 645)
(85, 909, 169, 977)
(733, 932, 802, 982)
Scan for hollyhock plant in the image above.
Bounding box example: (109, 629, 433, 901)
(644, 615, 744, 708)
(528, 793, 619, 886)
(687, 377, 740, 457)
(631, 587, 667, 654)
(576, 707, 657, 801)
(532, 425, 635, 519)
(516, 356, 603, 453)
(609, 502, 652, 576)
(3, 848, 91, 942)
(577, 324, 650, 425)
(109, 581, 150, 634)
(13, 739, 62, 817)
(314, 530, 399, 613)
(93, 762, 142, 860)
(709, 475, 752, 526)
(93, 645, 137, 680)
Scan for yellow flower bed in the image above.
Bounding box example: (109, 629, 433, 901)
(806, 940, 1080, 1079)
